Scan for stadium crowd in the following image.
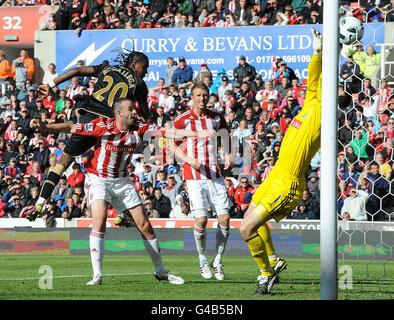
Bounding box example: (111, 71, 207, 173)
(1, 1, 394, 30)
(0, 0, 393, 223)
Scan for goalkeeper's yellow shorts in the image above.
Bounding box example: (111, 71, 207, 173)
(252, 168, 305, 222)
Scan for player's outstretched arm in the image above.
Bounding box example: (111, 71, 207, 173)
(39, 66, 96, 98)
(31, 119, 75, 133)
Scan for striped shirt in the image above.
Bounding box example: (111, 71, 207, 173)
(75, 118, 159, 178)
(173, 109, 230, 180)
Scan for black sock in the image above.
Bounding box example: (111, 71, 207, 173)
(39, 171, 62, 200)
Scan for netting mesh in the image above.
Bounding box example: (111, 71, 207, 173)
(336, 1, 393, 299)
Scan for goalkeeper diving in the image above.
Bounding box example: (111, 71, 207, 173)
(239, 29, 323, 294)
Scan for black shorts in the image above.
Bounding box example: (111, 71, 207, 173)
(63, 111, 99, 157)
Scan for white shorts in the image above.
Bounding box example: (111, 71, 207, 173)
(186, 179, 230, 218)
(85, 173, 142, 213)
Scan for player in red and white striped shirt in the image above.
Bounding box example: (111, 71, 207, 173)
(173, 83, 232, 281)
(35, 98, 209, 286)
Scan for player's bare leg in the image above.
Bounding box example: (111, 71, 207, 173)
(212, 213, 230, 280)
(194, 215, 212, 279)
(126, 205, 184, 285)
(240, 203, 279, 294)
(86, 199, 108, 285)
(27, 153, 73, 221)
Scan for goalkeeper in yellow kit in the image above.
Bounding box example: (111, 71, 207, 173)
(239, 29, 323, 294)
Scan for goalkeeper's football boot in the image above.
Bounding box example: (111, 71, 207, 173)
(86, 275, 103, 286)
(114, 215, 134, 228)
(212, 262, 225, 281)
(255, 272, 278, 295)
(154, 270, 185, 285)
(272, 257, 288, 284)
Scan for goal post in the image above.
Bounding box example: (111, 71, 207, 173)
(320, 0, 340, 300)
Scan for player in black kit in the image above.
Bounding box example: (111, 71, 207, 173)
(27, 50, 151, 221)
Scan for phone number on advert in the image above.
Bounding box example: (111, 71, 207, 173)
(253, 55, 311, 64)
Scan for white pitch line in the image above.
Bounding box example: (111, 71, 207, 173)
(0, 272, 321, 282)
(0, 272, 151, 281)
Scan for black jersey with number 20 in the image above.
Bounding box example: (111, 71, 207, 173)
(77, 63, 148, 118)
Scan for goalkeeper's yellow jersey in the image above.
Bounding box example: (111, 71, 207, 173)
(274, 54, 322, 179)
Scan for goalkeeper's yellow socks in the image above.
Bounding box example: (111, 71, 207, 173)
(257, 223, 277, 267)
(246, 232, 274, 277)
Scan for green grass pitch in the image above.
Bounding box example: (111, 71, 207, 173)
(0, 255, 392, 300)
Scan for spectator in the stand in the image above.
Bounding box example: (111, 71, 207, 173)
(141, 164, 154, 186)
(338, 118, 354, 146)
(358, 78, 377, 116)
(243, 107, 258, 132)
(233, 119, 252, 156)
(349, 129, 369, 162)
(340, 54, 362, 93)
(66, 77, 84, 103)
(3, 140, 16, 163)
(274, 61, 291, 85)
(15, 50, 34, 82)
(152, 187, 172, 218)
(363, 45, 381, 79)
(86, 11, 106, 29)
(4, 120, 18, 142)
(340, 187, 368, 221)
(256, 80, 279, 110)
(67, 163, 85, 189)
(305, 9, 321, 24)
(351, 43, 367, 78)
(16, 81, 31, 102)
(217, 76, 233, 103)
(194, 63, 213, 84)
(162, 174, 181, 209)
(233, 55, 256, 85)
(34, 138, 51, 173)
(291, 201, 316, 220)
(250, 74, 264, 95)
(152, 105, 171, 127)
(61, 197, 83, 220)
(68, 0, 85, 19)
(171, 56, 193, 86)
(261, 0, 282, 25)
(233, 176, 254, 218)
(158, 87, 175, 114)
(0, 51, 12, 95)
(24, 86, 38, 111)
(154, 169, 168, 189)
(166, 57, 178, 86)
(42, 63, 58, 85)
(234, 0, 252, 25)
(55, 89, 67, 114)
(384, 0, 394, 21)
(376, 79, 391, 124)
(5, 195, 24, 218)
(301, 189, 320, 219)
(375, 151, 392, 179)
(274, 11, 289, 25)
(275, 76, 291, 100)
(68, 15, 86, 31)
(176, 14, 193, 28)
(51, 175, 71, 202)
(306, 171, 320, 199)
(144, 198, 160, 218)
